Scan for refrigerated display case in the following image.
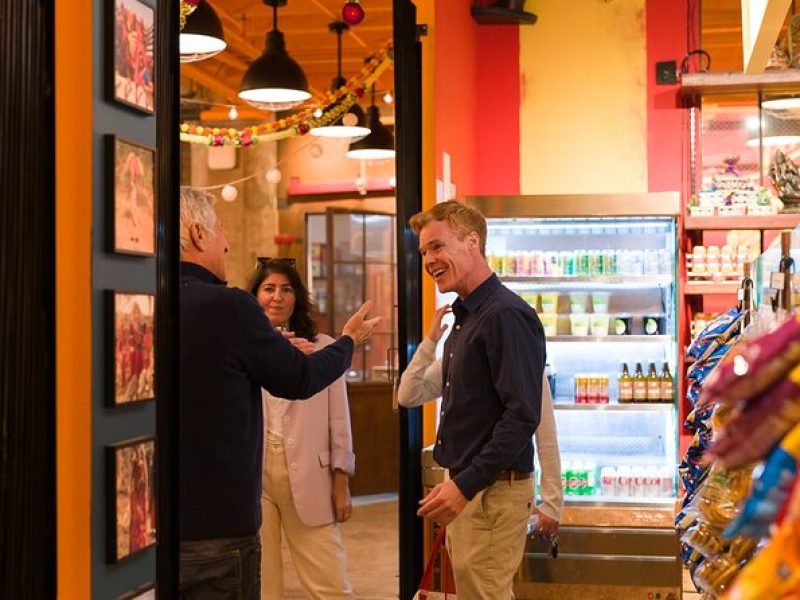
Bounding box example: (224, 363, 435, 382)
(466, 194, 683, 599)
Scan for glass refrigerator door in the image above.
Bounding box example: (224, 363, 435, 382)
(485, 216, 679, 505)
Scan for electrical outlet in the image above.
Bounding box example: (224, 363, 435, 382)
(655, 60, 677, 85)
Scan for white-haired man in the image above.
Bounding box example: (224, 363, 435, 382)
(177, 188, 379, 599)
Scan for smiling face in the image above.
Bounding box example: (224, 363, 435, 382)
(418, 219, 484, 298)
(257, 272, 296, 329)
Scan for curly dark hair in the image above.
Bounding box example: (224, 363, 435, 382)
(248, 259, 318, 342)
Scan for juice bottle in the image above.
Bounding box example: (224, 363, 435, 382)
(632, 362, 647, 403)
(618, 362, 633, 403)
(660, 362, 674, 404)
(646, 362, 660, 403)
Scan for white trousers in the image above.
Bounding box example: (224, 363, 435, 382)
(446, 478, 533, 600)
(259, 441, 353, 600)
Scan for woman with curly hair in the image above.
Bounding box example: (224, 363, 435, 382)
(249, 258, 354, 599)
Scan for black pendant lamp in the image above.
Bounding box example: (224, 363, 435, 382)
(310, 22, 371, 140)
(179, 0, 227, 63)
(238, 0, 311, 111)
(346, 84, 395, 160)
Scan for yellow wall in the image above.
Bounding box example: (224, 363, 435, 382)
(56, 0, 93, 595)
(519, 1, 648, 194)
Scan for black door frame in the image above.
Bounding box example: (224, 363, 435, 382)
(393, 1, 424, 598)
(0, 1, 56, 597)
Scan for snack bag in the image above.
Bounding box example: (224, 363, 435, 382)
(702, 313, 800, 407)
(725, 422, 800, 540)
(709, 364, 800, 468)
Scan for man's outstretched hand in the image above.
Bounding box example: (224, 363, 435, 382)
(342, 300, 382, 345)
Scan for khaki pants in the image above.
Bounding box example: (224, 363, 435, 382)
(446, 479, 533, 600)
(259, 442, 353, 600)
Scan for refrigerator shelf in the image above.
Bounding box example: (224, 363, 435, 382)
(547, 335, 672, 343)
(500, 275, 673, 287)
(553, 402, 674, 412)
(563, 495, 676, 506)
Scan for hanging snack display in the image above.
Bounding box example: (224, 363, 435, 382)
(677, 311, 800, 598)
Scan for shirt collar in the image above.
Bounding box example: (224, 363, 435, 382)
(180, 261, 226, 286)
(452, 273, 501, 316)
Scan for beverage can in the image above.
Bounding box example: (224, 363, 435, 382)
(567, 462, 582, 496)
(532, 251, 544, 276)
(518, 251, 532, 277)
(631, 466, 646, 497)
(503, 253, 515, 277)
(561, 461, 569, 494)
(659, 466, 674, 497)
(600, 467, 616, 496)
(644, 466, 660, 497)
(616, 466, 632, 497)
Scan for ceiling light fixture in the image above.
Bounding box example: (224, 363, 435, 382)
(310, 21, 371, 140)
(346, 83, 395, 160)
(238, 0, 311, 111)
(342, 0, 365, 26)
(762, 96, 800, 110)
(179, 0, 227, 63)
(746, 111, 800, 147)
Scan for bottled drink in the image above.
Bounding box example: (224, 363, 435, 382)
(600, 466, 617, 496)
(660, 362, 674, 403)
(584, 461, 597, 496)
(561, 461, 569, 494)
(618, 362, 633, 403)
(598, 375, 609, 404)
(616, 466, 632, 497)
(568, 462, 582, 496)
(587, 376, 599, 404)
(646, 362, 660, 403)
(632, 362, 648, 403)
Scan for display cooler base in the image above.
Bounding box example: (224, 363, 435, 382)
(515, 517, 681, 600)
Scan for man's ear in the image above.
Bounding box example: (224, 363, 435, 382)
(466, 231, 480, 253)
(188, 223, 205, 251)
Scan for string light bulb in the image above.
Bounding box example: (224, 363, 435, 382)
(266, 168, 282, 184)
(228, 105, 239, 120)
(221, 184, 238, 202)
(383, 91, 393, 104)
(342, 0, 365, 25)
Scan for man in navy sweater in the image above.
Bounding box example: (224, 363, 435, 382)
(178, 188, 379, 599)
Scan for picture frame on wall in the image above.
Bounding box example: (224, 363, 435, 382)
(106, 436, 157, 564)
(116, 582, 156, 600)
(109, 0, 155, 114)
(107, 135, 156, 256)
(107, 291, 155, 407)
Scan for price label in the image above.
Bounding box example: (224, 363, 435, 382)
(771, 272, 786, 290)
(737, 288, 745, 301)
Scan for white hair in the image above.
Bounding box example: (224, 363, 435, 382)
(179, 187, 218, 254)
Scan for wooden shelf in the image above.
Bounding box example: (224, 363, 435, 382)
(680, 70, 800, 96)
(684, 281, 740, 295)
(470, 6, 537, 25)
(684, 214, 800, 230)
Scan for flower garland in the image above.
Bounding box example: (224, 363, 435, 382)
(180, 42, 393, 147)
(179, 0, 199, 31)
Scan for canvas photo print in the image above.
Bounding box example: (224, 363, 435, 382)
(112, 0, 155, 113)
(107, 437, 156, 563)
(111, 136, 155, 255)
(111, 292, 155, 405)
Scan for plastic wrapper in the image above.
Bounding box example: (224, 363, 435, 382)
(709, 365, 800, 468)
(724, 422, 800, 540)
(702, 313, 800, 407)
(688, 309, 743, 362)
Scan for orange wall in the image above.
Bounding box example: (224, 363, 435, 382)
(56, 0, 93, 596)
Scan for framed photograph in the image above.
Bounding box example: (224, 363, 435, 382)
(109, 0, 155, 114)
(108, 136, 156, 255)
(107, 291, 155, 406)
(117, 583, 156, 600)
(106, 436, 156, 564)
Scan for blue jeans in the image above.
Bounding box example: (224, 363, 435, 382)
(180, 535, 261, 600)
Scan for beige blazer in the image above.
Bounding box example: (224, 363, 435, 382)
(262, 334, 356, 527)
(397, 337, 563, 521)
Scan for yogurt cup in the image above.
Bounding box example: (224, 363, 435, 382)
(591, 292, 610, 313)
(590, 314, 610, 336)
(570, 313, 590, 336)
(539, 292, 559, 313)
(539, 313, 558, 337)
(569, 292, 588, 314)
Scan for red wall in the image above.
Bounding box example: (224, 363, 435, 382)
(646, 0, 688, 193)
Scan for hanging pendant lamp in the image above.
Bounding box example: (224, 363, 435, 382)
(238, 0, 311, 111)
(179, 0, 227, 63)
(346, 84, 395, 160)
(310, 22, 371, 140)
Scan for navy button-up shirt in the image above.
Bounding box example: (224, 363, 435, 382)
(434, 274, 546, 500)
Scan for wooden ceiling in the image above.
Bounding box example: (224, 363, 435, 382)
(181, 0, 394, 121)
(702, 0, 800, 72)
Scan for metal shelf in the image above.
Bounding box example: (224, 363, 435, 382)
(563, 495, 676, 506)
(501, 275, 673, 286)
(547, 335, 672, 343)
(553, 402, 675, 411)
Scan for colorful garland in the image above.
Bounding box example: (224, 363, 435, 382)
(179, 0, 200, 31)
(180, 42, 393, 147)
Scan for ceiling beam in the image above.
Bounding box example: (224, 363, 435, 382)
(207, 0, 263, 60)
(741, 0, 793, 73)
(182, 63, 241, 105)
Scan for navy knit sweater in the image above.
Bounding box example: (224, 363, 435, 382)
(179, 262, 354, 541)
